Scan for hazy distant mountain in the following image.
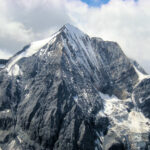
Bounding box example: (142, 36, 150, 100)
(0, 24, 150, 150)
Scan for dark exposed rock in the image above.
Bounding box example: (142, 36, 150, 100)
(0, 59, 8, 65)
(0, 59, 8, 70)
(133, 78, 150, 118)
(108, 143, 125, 150)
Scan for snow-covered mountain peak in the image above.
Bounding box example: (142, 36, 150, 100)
(5, 24, 88, 76)
(63, 23, 75, 29)
(62, 23, 87, 39)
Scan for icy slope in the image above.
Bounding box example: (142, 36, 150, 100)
(6, 31, 60, 76)
(99, 92, 150, 150)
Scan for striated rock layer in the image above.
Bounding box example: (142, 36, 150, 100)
(0, 24, 150, 150)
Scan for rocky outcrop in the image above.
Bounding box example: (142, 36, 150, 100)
(133, 78, 150, 118)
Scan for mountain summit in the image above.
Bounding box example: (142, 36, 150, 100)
(0, 24, 150, 150)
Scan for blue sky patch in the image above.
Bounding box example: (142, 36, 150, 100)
(81, 0, 110, 7)
(81, 0, 138, 7)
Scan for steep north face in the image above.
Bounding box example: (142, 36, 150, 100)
(0, 24, 150, 150)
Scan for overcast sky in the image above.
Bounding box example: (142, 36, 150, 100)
(0, 0, 150, 73)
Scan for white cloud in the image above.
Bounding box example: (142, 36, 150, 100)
(0, 0, 150, 73)
(0, 17, 34, 42)
(0, 50, 12, 59)
(0, 0, 71, 54)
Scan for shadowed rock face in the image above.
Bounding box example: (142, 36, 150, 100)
(0, 59, 8, 65)
(108, 143, 125, 150)
(0, 24, 149, 150)
(0, 59, 8, 70)
(133, 78, 150, 118)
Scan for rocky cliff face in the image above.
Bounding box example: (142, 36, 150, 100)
(0, 24, 150, 150)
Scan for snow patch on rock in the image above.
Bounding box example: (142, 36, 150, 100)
(8, 64, 23, 76)
(99, 92, 150, 134)
(0, 109, 10, 114)
(134, 66, 150, 84)
(17, 136, 22, 143)
(6, 31, 60, 75)
(7, 140, 16, 150)
(73, 96, 78, 103)
(128, 110, 150, 133)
